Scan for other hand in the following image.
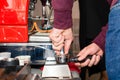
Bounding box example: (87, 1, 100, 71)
(75, 43, 103, 67)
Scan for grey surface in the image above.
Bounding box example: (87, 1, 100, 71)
(31, 68, 81, 80)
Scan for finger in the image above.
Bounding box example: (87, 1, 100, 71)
(64, 39, 73, 54)
(94, 55, 101, 65)
(88, 55, 96, 67)
(53, 36, 64, 47)
(94, 50, 103, 65)
(54, 50, 60, 55)
(52, 43, 64, 51)
(75, 63, 81, 67)
(52, 34, 64, 43)
(80, 59, 90, 67)
(96, 49, 103, 58)
(77, 48, 90, 61)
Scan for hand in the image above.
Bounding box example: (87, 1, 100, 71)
(49, 28, 64, 54)
(49, 27, 73, 55)
(75, 43, 103, 67)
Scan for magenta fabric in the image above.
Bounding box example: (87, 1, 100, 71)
(52, 0, 73, 29)
(92, 24, 108, 52)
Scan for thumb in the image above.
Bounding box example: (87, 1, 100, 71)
(64, 40, 72, 54)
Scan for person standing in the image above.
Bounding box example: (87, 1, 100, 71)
(49, 0, 120, 80)
(75, 0, 120, 80)
(78, 0, 110, 80)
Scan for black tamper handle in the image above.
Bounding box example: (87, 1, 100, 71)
(69, 55, 92, 63)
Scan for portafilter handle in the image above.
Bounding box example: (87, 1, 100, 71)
(69, 55, 92, 63)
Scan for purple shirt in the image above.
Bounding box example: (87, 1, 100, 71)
(52, 0, 73, 29)
(52, 0, 117, 51)
(93, 0, 117, 51)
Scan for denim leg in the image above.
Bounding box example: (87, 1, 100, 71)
(106, 2, 120, 80)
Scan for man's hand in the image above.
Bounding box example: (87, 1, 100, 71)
(75, 43, 103, 67)
(49, 28, 64, 54)
(49, 27, 73, 55)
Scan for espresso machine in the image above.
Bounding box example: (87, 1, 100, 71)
(0, 0, 81, 80)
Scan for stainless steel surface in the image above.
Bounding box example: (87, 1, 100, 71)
(42, 64, 72, 79)
(55, 48, 69, 64)
(42, 57, 72, 79)
(31, 68, 81, 80)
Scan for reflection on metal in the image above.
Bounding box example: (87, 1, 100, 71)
(29, 22, 52, 33)
(28, 0, 53, 33)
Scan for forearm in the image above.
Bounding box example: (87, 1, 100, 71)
(92, 24, 108, 52)
(52, 0, 74, 29)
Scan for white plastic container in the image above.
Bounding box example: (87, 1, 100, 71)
(0, 52, 11, 58)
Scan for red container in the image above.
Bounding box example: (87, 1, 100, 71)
(0, 0, 29, 42)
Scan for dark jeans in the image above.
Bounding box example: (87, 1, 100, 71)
(106, 1, 120, 80)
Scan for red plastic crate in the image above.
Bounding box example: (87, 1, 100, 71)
(0, 0, 29, 42)
(0, 25, 28, 42)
